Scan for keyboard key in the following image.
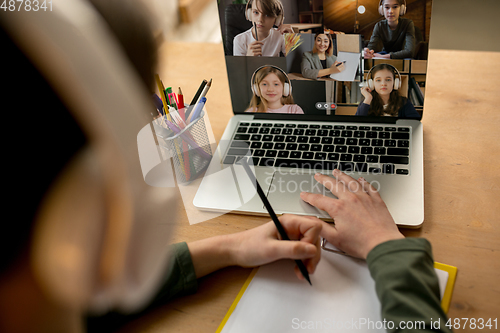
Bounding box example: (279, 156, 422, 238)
(223, 155, 235, 164)
(317, 130, 329, 136)
(251, 134, 262, 141)
(311, 144, 322, 151)
(380, 156, 409, 164)
(305, 129, 316, 136)
(254, 149, 265, 157)
(374, 147, 386, 155)
(366, 131, 377, 138)
(340, 154, 353, 162)
(372, 139, 383, 146)
(310, 125, 320, 129)
(359, 139, 371, 146)
(278, 151, 289, 158)
(385, 127, 397, 131)
(286, 143, 298, 150)
(361, 147, 373, 154)
(265, 150, 277, 157)
(383, 164, 395, 174)
(321, 137, 333, 144)
(339, 162, 355, 171)
(251, 123, 261, 127)
(239, 122, 249, 126)
(367, 155, 379, 163)
(392, 132, 410, 140)
(250, 142, 262, 149)
(372, 126, 383, 131)
(290, 151, 301, 158)
(359, 126, 370, 130)
(282, 128, 293, 135)
(384, 140, 397, 147)
(234, 134, 250, 140)
(262, 135, 273, 141)
(322, 125, 333, 129)
(327, 153, 340, 160)
(348, 146, 360, 154)
(334, 138, 345, 145)
(396, 169, 409, 175)
(285, 136, 297, 143)
(293, 129, 305, 135)
(274, 143, 286, 150)
(323, 145, 335, 152)
(298, 144, 310, 151)
(354, 131, 365, 138)
(273, 135, 285, 142)
(334, 125, 345, 129)
(398, 127, 410, 132)
(231, 141, 250, 148)
(303, 152, 314, 159)
(353, 155, 365, 162)
(273, 123, 284, 127)
(271, 128, 281, 134)
(262, 123, 272, 127)
(259, 127, 270, 134)
(335, 146, 347, 153)
(342, 130, 353, 137)
(379, 132, 391, 139)
(228, 148, 250, 156)
(248, 127, 259, 133)
(309, 137, 320, 144)
(297, 124, 308, 128)
(387, 148, 409, 156)
(329, 130, 341, 137)
(356, 163, 368, 173)
(262, 142, 273, 149)
(285, 124, 296, 128)
(297, 136, 308, 143)
(398, 140, 410, 148)
(259, 158, 274, 167)
(369, 167, 382, 174)
(236, 127, 247, 133)
(315, 152, 327, 160)
(347, 125, 357, 130)
(347, 138, 358, 145)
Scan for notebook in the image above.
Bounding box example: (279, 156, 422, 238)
(216, 248, 457, 333)
(193, 1, 429, 228)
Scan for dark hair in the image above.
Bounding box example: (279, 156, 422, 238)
(367, 64, 405, 117)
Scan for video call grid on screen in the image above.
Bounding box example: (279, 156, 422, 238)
(217, 0, 431, 118)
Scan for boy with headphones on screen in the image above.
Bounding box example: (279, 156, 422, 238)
(356, 63, 420, 118)
(0, 0, 451, 332)
(245, 65, 304, 113)
(233, 0, 293, 56)
(363, 0, 416, 59)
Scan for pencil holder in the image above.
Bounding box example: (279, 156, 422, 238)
(154, 110, 212, 185)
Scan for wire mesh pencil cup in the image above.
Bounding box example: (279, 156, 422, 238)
(154, 110, 212, 185)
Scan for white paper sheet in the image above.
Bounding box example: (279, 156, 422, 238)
(329, 51, 361, 82)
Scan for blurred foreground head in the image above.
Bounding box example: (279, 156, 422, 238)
(0, 0, 178, 331)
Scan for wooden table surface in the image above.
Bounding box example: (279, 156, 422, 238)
(118, 43, 500, 333)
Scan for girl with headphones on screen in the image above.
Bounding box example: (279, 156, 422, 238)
(356, 64, 420, 118)
(301, 32, 346, 80)
(233, 0, 293, 57)
(363, 0, 416, 59)
(246, 65, 304, 113)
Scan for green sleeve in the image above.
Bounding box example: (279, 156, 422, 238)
(367, 238, 452, 332)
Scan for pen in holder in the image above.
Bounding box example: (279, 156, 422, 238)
(154, 109, 212, 185)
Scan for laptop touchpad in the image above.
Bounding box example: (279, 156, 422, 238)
(266, 172, 337, 218)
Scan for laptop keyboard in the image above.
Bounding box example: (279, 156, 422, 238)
(223, 122, 411, 175)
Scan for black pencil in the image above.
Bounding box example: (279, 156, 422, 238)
(239, 158, 312, 285)
(185, 79, 207, 120)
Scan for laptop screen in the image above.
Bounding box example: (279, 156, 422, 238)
(217, 0, 430, 120)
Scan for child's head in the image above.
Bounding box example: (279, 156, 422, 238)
(249, 66, 294, 112)
(367, 64, 403, 116)
(246, 0, 284, 29)
(378, 0, 406, 22)
(312, 33, 333, 56)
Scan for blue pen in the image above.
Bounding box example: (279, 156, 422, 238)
(189, 97, 206, 123)
(152, 93, 165, 115)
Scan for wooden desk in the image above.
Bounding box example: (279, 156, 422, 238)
(118, 43, 500, 333)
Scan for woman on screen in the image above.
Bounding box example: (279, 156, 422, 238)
(245, 65, 304, 114)
(301, 32, 345, 80)
(356, 64, 420, 118)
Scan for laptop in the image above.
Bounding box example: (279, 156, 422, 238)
(194, 0, 427, 228)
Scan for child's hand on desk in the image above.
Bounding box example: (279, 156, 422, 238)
(247, 40, 264, 56)
(277, 24, 293, 34)
(300, 170, 404, 259)
(232, 214, 322, 280)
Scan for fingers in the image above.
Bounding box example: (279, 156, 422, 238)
(278, 214, 322, 244)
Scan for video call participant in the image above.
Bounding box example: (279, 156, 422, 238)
(233, 0, 293, 57)
(363, 0, 416, 59)
(245, 65, 304, 113)
(356, 64, 420, 118)
(301, 32, 346, 79)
